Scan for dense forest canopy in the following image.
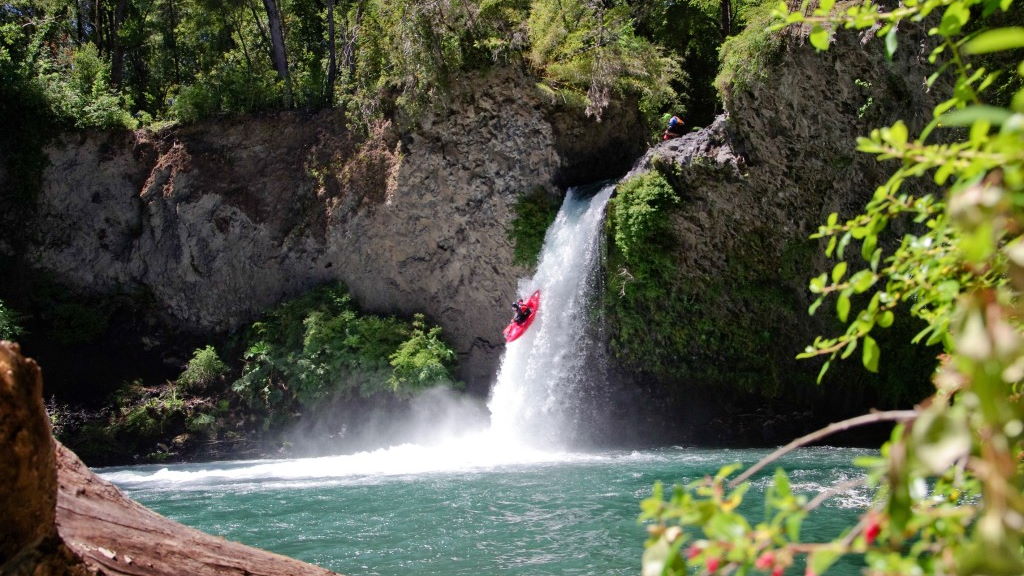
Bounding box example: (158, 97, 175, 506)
(0, 0, 754, 133)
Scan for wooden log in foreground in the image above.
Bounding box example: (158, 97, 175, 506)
(0, 342, 342, 576)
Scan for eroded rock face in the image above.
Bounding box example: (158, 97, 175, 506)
(613, 25, 942, 442)
(10, 68, 646, 392)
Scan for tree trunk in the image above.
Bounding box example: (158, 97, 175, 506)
(166, 0, 181, 83)
(326, 0, 337, 105)
(720, 0, 733, 38)
(94, 0, 103, 53)
(262, 0, 292, 105)
(76, 1, 86, 43)
(110, 0, 129, 86)
(343, 1, 363, 90)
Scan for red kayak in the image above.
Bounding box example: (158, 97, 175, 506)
(503, 290, 541, 343)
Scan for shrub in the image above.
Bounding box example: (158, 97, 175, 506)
(389, 314, 458, 394)
(608, 171, 679, 265)
(169, 56, 283, 123)
(178, 345, 229, 390)
(37, 43, 137, 130)
(715, 0, 785, 99)
(527, 0, 678, 120)
(232, 283, 458, 418)
(508, 187, 560, 266)
(0, 299, 22, 340)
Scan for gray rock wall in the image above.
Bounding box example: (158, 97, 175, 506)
(14, 67, 646, 391)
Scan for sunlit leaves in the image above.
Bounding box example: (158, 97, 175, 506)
(965, 26, 1024, 54)
(527, 0, 678, 120)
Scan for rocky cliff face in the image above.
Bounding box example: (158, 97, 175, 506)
(612, 24, 942, 443)
(5, 67, 646, 394)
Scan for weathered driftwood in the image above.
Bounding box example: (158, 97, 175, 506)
(0, 342, 342, 576)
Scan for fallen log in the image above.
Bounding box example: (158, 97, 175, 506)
(0, 341, 342, 576)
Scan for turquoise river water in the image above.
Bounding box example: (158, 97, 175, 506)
(100, 446, 873, 576)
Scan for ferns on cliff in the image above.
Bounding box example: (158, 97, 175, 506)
(231, 283, 459, 423)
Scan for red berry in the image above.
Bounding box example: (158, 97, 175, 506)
(707, 557, 720, 572)
(687, 545, 702, 559)
(771, 567, 784, 576)
(865, 518, 881, 544)
(755, 552, 775, 570)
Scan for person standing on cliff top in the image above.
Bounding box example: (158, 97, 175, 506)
(662, 113, 685, 140)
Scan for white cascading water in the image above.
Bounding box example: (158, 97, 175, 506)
(488, 184, 614, 447)
(101, 184, 616, 486)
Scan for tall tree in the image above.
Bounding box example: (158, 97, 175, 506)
(261, 0, 291, 103)
(326, 0, 337, 103)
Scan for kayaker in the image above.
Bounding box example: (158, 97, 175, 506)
(512, 298, 532, 325)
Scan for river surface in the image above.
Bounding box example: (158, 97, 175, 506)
(100, 446, 872, 576)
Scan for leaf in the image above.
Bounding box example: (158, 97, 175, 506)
(837, 292, 851, 322)
(888, 120, 908, 145)
(862, 335, 880, 372)
(964, 27, 1024, 54)
(832, 261, 848, 283)
(877, 310, 895, 328)
(841, 338, 857, 359)
(810, 549, 841, 575)
(809, 25, 831, 51)
(816, 360, 830, 383)
(885, 25, 899, 58)
(940, 105, 1013, 126)
(861, 233, 877, 261)
(808, 298, 824, 316)
(850, 270, 875, 293)
(810, 273, 828, 293)
(938, 2, 970, 36)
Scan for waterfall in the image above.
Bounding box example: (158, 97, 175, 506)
(488, 183, 614, 448)
(99, 184, 619, 488)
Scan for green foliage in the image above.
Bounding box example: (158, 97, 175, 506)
(40, 43, 138, 129)
(715, 0, 785, 98)
(609, 171, 679, 264)
(169, 60, 284, 122)
(232, 283, 458, 420)
(347, 0, 529, 126)
(604, 171, 689, 378)
(643, 0, 1024, 573)
(178, 345, 229, 390)
(0, 0, 693, 131)
(508, 187, 560, 266)
(527, 0, 679, 121)
(108, 381, 186, 455)
(0, 5, 54, 215)
(0, 299, 22, 340)
(388, 314, 458, 394)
